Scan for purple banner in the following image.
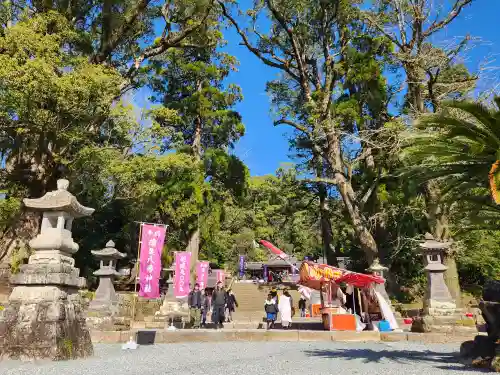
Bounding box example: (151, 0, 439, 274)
(196, 261, 209, 289)
(138, 224, 166, 299)
(239, 255, 245, 277)
(174, 252, 191, 298)
(263, 265, 268, 279)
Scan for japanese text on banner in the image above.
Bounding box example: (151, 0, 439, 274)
(196, 261, 209, 289)
(174, 252, 191, 298)
(138, 224, 166, 299)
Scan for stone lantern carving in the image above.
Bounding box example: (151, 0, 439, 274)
(88, 240, 125, 314)
(420, 233, 456, 315)
(0, 179, 94, 360)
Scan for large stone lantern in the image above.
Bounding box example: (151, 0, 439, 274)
(420, 233, 456, 315)
(0, 179, 94, 360)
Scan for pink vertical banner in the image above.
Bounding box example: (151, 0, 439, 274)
(138, 224, 166, 299)
(215, 270, 225, 283)
(196, 261, 210, 289)
(174, 252, 191, 298)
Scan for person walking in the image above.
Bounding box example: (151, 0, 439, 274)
(264, 293, 278, 330)
(225, 288, 238, 323)
(298, 296, 307, 317)
(201, 289, 211, 327)
(278, 289, 293, 329)
(211, 281, 227, 329)
(188, 283, 202, 329)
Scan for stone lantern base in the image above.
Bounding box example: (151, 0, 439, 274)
(0, 264, 93, 360)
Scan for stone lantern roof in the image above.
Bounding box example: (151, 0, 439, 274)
(419, 233, 452, 250)
(367, 258, 388, 273)
(92, 240, 126, 277)
(91, 241, 126, 259)
(420, 233, 448, 272)
(23, 179, 94, 218)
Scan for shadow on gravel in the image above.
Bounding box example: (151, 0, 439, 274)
(434, 365, 490, 373)
(304, 348, 459, 366)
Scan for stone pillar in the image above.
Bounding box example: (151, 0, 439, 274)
(0, 179, 94, 360)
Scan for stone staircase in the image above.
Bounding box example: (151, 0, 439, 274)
(230, 282, 301, 323)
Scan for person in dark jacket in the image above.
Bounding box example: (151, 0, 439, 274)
(225, 288, 238, 322)
(188, 283, 202, 328)
(211, 281, 227, 328)
(264, 293, 278, 330)
(298, 296, 307, 317)
(201, 289, 211, 327)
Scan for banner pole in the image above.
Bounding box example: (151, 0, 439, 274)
(131, 223, 144, 323)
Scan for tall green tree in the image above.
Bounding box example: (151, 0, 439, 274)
(149, 12, 246, 272)
(0, 0, 220, 273)
(364, 0, 477, 304)
(220, 0, 394, 265)
(0, 12, 129, 269)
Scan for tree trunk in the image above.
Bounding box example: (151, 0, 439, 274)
(406, 68, 425, 113)
(319, 187, 336, 266)
(424, 180, 461, 306)
(335, 173, 378, 264)
(443, 252, 461, 307)
(313, 149, 336, 265)
(0, 211, 40, 301)
(323, 130, 378, 264)
(100, 0, 113, 59)
(188, 82, 204, 283)
(406, 64, 462, 307)
(186, 227, 200, 284)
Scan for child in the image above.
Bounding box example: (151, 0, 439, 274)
(264, 293, 278, 330)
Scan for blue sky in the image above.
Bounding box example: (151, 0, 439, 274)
(133, 1, 500, 177)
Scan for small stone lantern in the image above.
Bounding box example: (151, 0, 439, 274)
(420, 233, 456, 315)
(367, 258, 391, 303)
(88, 240, 126, 315)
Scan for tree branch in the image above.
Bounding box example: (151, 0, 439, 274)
(91, 0, 153, 64)
(274, 119, 311, 135)
(218, 1, 301, 82)
(363, 12, 404, 50)
(422, 0, 473, 38)
(121, 0, 215, 83)
(302, 177, 338, 186)
(265, 0, 311, 100)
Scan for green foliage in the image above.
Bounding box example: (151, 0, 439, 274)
(149, 15, 245, 157)
(0, 12, 126, 196)
(0, 197, 21, 231)
(0, 1, 496, 304)
(401, 98, 500, 211)
(457, 230, 500, 293)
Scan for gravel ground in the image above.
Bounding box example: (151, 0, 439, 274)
(0, 341, 483, 375)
